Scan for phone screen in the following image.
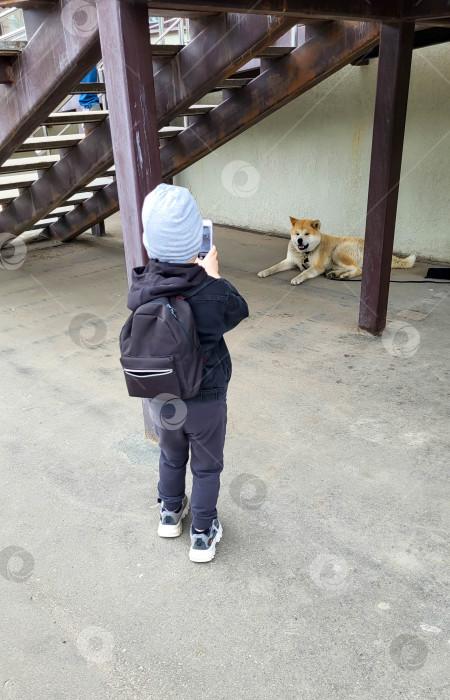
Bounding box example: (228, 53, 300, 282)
(199, 221, 213, 260)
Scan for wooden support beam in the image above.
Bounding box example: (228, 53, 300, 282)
(359, 23, 415, 335)
(96, 0, 161, 279)
(145, 0, 450, 20)
(0, 1, 100, 164)
(138, 0, 405, 21)
(47, 21, 380, 240)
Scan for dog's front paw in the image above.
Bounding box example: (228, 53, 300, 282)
(325, 271, 337, 279)
(258, 269, 269, 278)
(290, 276, 303, 286)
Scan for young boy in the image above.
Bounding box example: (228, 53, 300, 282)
(127, 184, 249, 562)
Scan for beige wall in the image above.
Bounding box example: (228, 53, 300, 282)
(176, 44, 450, 262)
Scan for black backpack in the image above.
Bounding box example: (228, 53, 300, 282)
(119, 280, 213, 399)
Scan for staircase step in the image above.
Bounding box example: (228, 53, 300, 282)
(0, 173, 112, 196)
(258, 46, 294, 57)
(71, 83, 106, 94)
(42, 110, 109, 126)
(0, 40, 26, 56)
(150, 43, 183, 56)
(32, 217, 59, 229)
(72, 74, 260, 95)
(216, 78, 252, 89)
(0, 41, 292, 61)
(0, 189, 19, 204)
(17, 134, 84, 152)
(83, 176, 115, 191)
(0, 173, 38, 191)
(67, 192, 93, 203)
(150, 44, 293, 58)
(183, 104, 216, 116)
(159, 126, 184, 138)
(0, 155, 59, 174)
(0, 190, 92, 208)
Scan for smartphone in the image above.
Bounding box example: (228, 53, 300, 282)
(198, 219, 213, 260)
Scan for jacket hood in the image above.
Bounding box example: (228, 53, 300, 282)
(127, 259, 208, 311)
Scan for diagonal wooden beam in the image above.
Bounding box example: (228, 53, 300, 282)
(0, 0, 101, 165)
(46, 20, 380, 242)
(1, 10, 294, 236)
(96, 0, 161, 279)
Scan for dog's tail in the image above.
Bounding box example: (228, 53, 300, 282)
(391, 253, 416, 269)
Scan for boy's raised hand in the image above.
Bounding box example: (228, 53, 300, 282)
(197, 245, 221, 279)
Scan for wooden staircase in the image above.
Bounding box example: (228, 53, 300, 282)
(0, 9, 381, 244)
(1, 5, 445, 253)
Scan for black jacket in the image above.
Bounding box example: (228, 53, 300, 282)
(127, 260, 249, 402)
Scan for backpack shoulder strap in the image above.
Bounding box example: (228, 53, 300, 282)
(182, 277, 216, 300)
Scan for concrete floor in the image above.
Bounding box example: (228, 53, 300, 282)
(1, 215, 449, 699)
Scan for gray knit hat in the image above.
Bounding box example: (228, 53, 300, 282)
(142, 184, 203, 264)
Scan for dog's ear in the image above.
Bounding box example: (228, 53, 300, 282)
(311, 220, 321, 230)
(289, 216, 297, 226)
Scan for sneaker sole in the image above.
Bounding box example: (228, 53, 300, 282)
(157, 498, 190, 538)
(189, 523, 223, 563)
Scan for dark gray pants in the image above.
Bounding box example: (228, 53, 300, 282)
(151, 398, 227, 530)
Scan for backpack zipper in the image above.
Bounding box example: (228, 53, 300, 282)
(147, 299, 193, 348)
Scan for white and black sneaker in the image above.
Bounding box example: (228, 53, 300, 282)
(157, 495, 190, 538)
(189, 518, 223, 563)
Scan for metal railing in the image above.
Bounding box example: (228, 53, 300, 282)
(149, 16, 189, 45)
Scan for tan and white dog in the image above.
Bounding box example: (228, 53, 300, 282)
(258, 217, 416, 285)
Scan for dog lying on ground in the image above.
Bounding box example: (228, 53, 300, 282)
(258, 217, 416, 285)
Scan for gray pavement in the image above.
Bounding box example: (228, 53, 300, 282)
(0, 216, 449, 699)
